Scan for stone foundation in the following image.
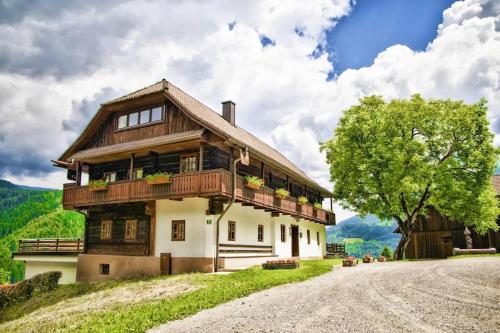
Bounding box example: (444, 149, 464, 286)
(76, 254, 161, 282)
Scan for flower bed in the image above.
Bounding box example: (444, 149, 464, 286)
(342, 256, 357, 267)
(378, 255, 387, 262)
(146, 172, 173, 185)
(262, 259, 299, 270)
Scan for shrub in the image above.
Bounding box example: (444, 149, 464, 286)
(274, 188, 289, 199)
(380, 245, 393, 259)
(0, 271, 61, 309)
(297, 196, 308, 205)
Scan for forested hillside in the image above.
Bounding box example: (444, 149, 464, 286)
(327, 214, 400, 257)
(0, 180, 84, 283)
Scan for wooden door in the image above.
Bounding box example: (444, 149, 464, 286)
(291, 225, 299, 257)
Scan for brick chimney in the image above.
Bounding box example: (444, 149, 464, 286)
(222, 100, 236, 126)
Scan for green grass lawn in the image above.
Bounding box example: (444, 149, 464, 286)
(1, 259, 342, 333)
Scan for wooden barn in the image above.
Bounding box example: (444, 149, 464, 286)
(396, 175, 500, 259)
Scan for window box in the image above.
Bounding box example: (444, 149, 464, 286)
(244, 175, 264, 190)
(262, 259, 299, 270)
(88, 180, 108, 192)
(274, 188, 289, 199)
(146, 172, 173, 185)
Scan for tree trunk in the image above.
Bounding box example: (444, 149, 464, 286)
(394, 218, 414, 260)
(394, 234, 410, 260)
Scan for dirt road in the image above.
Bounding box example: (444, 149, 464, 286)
(150, 257, 500, 333)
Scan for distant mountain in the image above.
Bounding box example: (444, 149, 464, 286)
(327, 214, 400, 257)
(0, 180, 84, 283)
(0, 178, 54, 191)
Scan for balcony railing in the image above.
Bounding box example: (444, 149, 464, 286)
(16, 238, 84, 255)
(62, 169, 335, 224)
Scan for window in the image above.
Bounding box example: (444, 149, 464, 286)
(101, 220, 112, 240)
(132, 168, 143, 179)
(99, 263, 110, 275)
(307, 230, 311, 245)
(258, 225, 264, 242)
(181, 153, 197, 173)
(151, 106, 162, 121)
(140, 109, 150, 124)
(317, 231, 320, 245)
(103, 172, 116, 183)
(116, 106, 163, 130)
(128, 112, 139, 126)
(118, 115, 128, 129)
(125, 219, 137, 240)
(228, 221, 236, 241)
(280, 224, 286, 242)
(172, 220, 185, 241)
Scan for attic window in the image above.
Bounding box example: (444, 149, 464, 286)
(116, 106, 164, 130)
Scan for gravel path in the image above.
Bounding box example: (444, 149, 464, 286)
(150, 257, 500, 333)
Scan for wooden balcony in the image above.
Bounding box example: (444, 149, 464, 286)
(15, 238, 84, 255)
(62, 169, 335, 225)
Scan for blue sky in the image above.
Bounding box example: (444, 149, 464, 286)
(327, 0, 456, 75)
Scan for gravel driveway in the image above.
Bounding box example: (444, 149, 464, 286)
(150, 257, 500, 333)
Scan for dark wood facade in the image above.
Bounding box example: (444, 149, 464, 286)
(84, 100, 202, 149)
(403, 207, 500, 259)
(85, 203, 151, 256)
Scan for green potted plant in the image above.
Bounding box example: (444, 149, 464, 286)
(313, 202, 322, 209)
(244, 175, 264, 190)
(88, 179, 108, 192)
(146, 172, 173, 185)
(274, 188, 289, 199)
(297, 196, 308, 205)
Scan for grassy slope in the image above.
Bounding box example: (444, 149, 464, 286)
(0, 209, 85, 282)
(1, 259, 342, 333)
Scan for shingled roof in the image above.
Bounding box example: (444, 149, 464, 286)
(63, 79, 331, 196)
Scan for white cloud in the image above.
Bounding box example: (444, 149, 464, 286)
(1, 0, 499, 221)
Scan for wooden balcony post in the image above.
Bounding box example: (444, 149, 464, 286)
(129, 153, 135, 180)
(76, 162, 82, 186)
(128, 153, 135, 199)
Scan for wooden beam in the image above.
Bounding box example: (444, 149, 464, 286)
(260, 162, 264, 179)
(199, 143, 204, 171)
(129, 153, 135, 179)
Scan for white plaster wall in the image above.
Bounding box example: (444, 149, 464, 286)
(218, 203, 273, 246)
(155, 198, 211, 257)
(296, 219, 326, 257)
(155, 199, 326, 261)
(24, 261, 77, 284)
(272, 215, 326, 258)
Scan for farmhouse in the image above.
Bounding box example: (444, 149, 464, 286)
(395, 175, 500, 259)
(13, 79, 335, 283)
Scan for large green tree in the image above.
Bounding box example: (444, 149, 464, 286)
(321, 95, 499, 259)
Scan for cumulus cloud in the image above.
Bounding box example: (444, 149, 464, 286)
(0, 0, 499, 220)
